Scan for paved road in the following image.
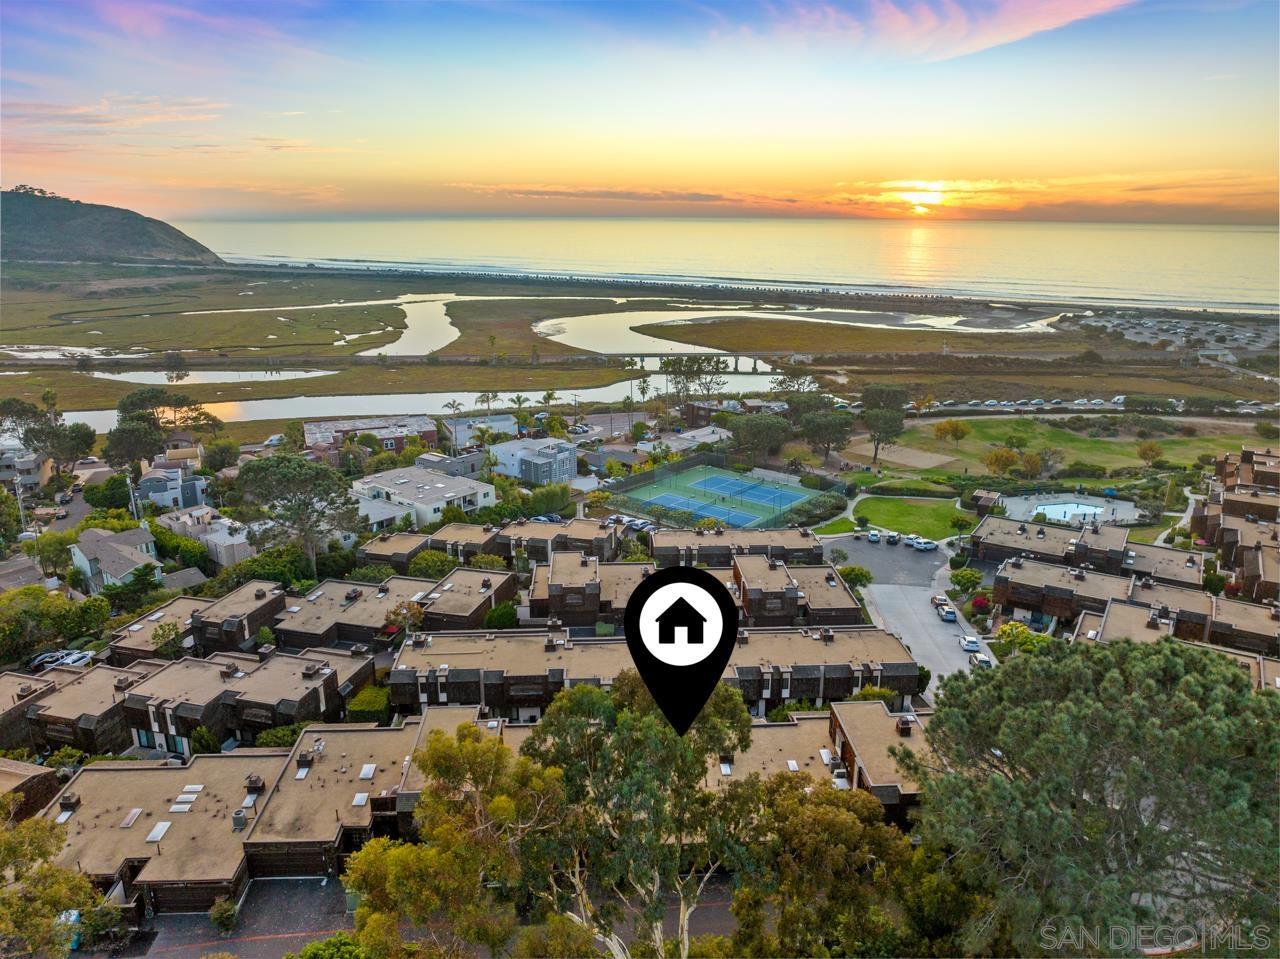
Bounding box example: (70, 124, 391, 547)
(861, 583, 981, 692)
(45, 487, 92, 532)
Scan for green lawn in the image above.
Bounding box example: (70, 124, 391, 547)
(853, 496, 969, 540)
(814, 516, 858, 535)
(900, 417, 1255, 474)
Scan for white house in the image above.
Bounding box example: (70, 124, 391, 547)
(70, 527, 163, 595)
(490, 437, 577, 486)
(351, 465, 496, 527)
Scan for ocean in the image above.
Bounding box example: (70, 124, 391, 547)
(173, 217, 1279, 313)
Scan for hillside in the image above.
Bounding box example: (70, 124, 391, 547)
(0, 188, 224, 265)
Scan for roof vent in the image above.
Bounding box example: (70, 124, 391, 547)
(302, 662, 320, 678)
(736, 629, 748, 646)
(297, 751, 313, 769)
(345, 587, 364, 602)
(821, 627, 835, 643)
(245, 773, 264, 791)
(17, 682, 32, 696)
(113, 675, 132, 691)
(1074, 569, 1087, 580)
(1036, 527, 1045, 539)
(1146, 610, 1161, 629)
(60, 793, 81, 811)
(1011, 555, 1024, 568)
(895, 716, 913, 737)
(641, 566, 650, 578)
(580, 556, 589, 567)
(481, 577, 492, 589)
(1016, 523, 1027, 535)
(695, 528, 706, 537)
(254, 588, 267, 600)
(544, 637, 557, 652)
(714, 527, 725, 536)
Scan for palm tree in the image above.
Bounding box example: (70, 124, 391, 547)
(471, 425, 494, 449)
(478, 392, 496, 414)
(622, 395, 635, 431)
(637, 376, 651, 405)
(487, 334, 497, 365)
(539, 389, 558, 411)
(444, 399, 463, 416)
(509, 394, 530, 412)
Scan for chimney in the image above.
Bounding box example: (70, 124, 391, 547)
(1146, 610, 1160, 629)
(254, 588, 267, 600)
(821, 627, 835, 643)
(60, 793, 81, 811)
(895, 717, 913, 737)
(736, 629, 749, 646)
(1074, 569, 1086, 581)
(257, 644, 276, 660)
(580, 556, 589, 567)
(113, 675, 132, 691)
(245, 773, 265, 791)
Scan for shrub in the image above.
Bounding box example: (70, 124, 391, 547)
(191, 725, 221, 755)
(483, 601, 519, 630)
(948, 554, 968, 570)
(347, 685, 390, 724)
(256, 722, 315, 748)
(1063, 461, 1107, 478)
(837, 565, 873, 589)
(209, 897, 238, 935)
(348, 563, 396, 583)
(949, 567, 982, 593)
(971, 594, 991, 613)
(853, 686, 897, 703)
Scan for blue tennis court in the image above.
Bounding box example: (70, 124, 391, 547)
(643, 492, 759, 527)
(691, 474, 809, 508)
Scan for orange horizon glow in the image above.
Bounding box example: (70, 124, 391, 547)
(2, 1, 1277, 225)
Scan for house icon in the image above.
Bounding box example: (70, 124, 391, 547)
(655, 596, 706, 644)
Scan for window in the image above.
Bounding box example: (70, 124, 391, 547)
(383, 439, 396, 450)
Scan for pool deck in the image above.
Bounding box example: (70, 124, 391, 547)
(1001, 492, 1142, 525)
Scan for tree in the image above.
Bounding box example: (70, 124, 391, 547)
(628, 420, 648, 444)
(862, 408, 904, 463)
(469, 553, 508, 571)
(540, 389, 559, 410)
(203, 439, 241, 474)
(509, 393, 531, 413)
(1018, 450, 1043, 478)
(897, 640, 1278, 955)
(150, 620, 184, 658)
(861, 384, 908, 412)
(727, 414, 791, 456)
(933, 418, 971, 446)
(256, 722, 315, 749)
(45, 422, 96, 477)
(103, 416, 166, 470)
(406, 548, 460, 580)
(191, 725, 221, 755)
(0, 792, 98, 958)
(83, 473, 131, 510)
(1136, 439, 1164, 466)
(948, 567, 982, 593)
(0, 487, 21, 548)
(348, 563, 396, 583)
(483, 601, 519, 629)
(781, 390, 832, 424)
(949, 514, 973, 534)
(384, 600, 424, 636)
(237, 455, 360, 578)
(23, 529, 75, 576)
(513, 914, 602, 958)
(982, 446, 1018, 477)
(837, 565, 873, 589)
(284, 932, 368, 959)
(1037, 446, 1065, 476)
(799, 411, 855, 461)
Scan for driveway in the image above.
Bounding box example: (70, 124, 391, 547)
(821, 533, 943, 587)
(45, 488, 92, 532)
(0, 551, 43, 591)
(861, 584, 980, 694)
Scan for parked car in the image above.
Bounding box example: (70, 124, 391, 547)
(983, 399, 998, 407)
(958, 635, 981, 652)
(533, 411, 550, 421)
(967, 400, 982, 407)
(866, 531, 880, 543)
(1030, 398, 1045, 407)
(57, 491, 73, 504)
(53, 508, 69, 520)
(29, 650, 69, 671)
(60, 651, 93, 668)
(71, 482, 83, 493)
(929, 594, 949, 608)
(936, 605, 958, 622)
(914, 539, 938, 552)
(969, 652, 994, 669)
(530, 514, 554, 522)
(1050, 398, 1065, 406)
(1089, 398, 1105, 406)
(885, 532, 900, 545)
(903, 534, 920, 547)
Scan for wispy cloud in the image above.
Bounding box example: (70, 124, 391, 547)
(3, 95, 227, 128)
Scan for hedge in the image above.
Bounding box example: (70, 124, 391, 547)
(347, 685, 390, 724)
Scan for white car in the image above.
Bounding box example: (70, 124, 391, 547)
(903, 534, 920, 547)
(866, 531, 880, 543)
(959, 635, 981, 652)
(1073, 398, 1088, 406)
(1090, 399, 1105, 406)
(914, 539, 938, 551)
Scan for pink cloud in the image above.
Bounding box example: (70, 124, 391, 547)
(761, 0, 1137, 60)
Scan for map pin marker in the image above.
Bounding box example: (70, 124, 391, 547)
(624, 565, 740, 736)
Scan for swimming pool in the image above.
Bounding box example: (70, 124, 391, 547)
(1038, 502, 1104, 522)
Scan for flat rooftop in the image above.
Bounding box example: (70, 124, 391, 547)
(501, 517, 618, 543)
(425, 523, 503, 546)
(1126, 580, 1215, 617)
(1123, 543, 1203, 587)
(358, 532, 431, 561)
(421, 567, 515, 619)
(1212, 597, 1280, 638)
(0, 755, 51, 795)
(830, 700, 933, 795)
(651, 527, 818, 551)
(997, 558, 1132, 604)
(787, 565, 861, 613)
(399, 706, 487, 795)
(529, 554, 740, 608)
(196, 580, 284, 621)
(112, 596, 215, 655)
(395, 626, 914, 682)
(30, 663, 163, 723)
(126, 651, 349, 709)
(705, 714, 835, 789)
(734, 553, 795, 591)
(971, 515, 1081, 555)
(46, 752, 289, 883)
(356, 465, 490, 503)
(274, 576, 437, 638)
(0, 670, 58, 711)
(247, 719, 429, 845)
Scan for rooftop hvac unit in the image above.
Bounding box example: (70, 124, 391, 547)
(1012, 556, 1024, 568)
(113, 676, 132, 691)
(231, 808, 248, 832)
(297, 752, 313, 769)
(254, 588, 267, 600)
(821, 627, 835, 643)
(302, 663, 320, 678)
(60, 793, 81, 812)
(17, 682, 32, 696)
(345, 588, 363, 602)
(245, 773, 265, 791)
(895, 716, 914, 737)
(714, 527, 725, 536)
(1074, 569, 1087, 580)
(736, 629, 749, 646)
(481, 577, 492, 589)
(580, 556, 590, 567)
(695, 528, 706, 537)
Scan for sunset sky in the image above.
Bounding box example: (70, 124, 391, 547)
(2, 0, 1276, 223)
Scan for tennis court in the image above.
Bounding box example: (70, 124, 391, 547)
(625, 465, 818, 528)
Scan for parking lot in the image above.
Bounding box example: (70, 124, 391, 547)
(821, 531, 946, 587)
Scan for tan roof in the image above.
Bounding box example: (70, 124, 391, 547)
(830, 700, 933, 795)
(422, 567, 515, 618)
(0, 756, 51, 796)
(787, 565, 861, 613)
(293, 647, 371, 690)
(274, 576, 437, 638)
(652, 527, 818, 551)
(395, 626, 914, 681)
(196, 580, 285, 620)
(1217, 515, 1279, 550)
(425, 523, 503, 547)
(127, 651, 347, 709)
(46, 752, 289, 883)
(400, 706, 488, 795)
(734, 554, 795, 591)
(247, 719, 429, 845)
(1126, 580, 1214, 616)
(998, 558, 1132, 604)
(1212, 597, 1280, 638)
(503, 517, 617, 544)
(1123, 542, 1203, 587)
(29, 663, 159, 723)
(705, 714, 834, 788)
(0, 670, 58, 711)
(528, 553, 739, 608)
(111, 596, 214, 655)
(359, 532, 432, 561)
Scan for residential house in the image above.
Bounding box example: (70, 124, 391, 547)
(351, 465, 496, 527)
(440, 414, 518, 448)
(304, 415, 438, 454)
(829, 700, 934, 825)
(189, 580, 288, 654)
(0, 440, 52, 492)
(490, 437, 577, 486)
(414, 448, 487, 477)
(25, 662, 166, 755)
(495, 517, 622, 563)
(70, 527, 163, 595)
(0, 671, 65, 750)
(0, 756, 60, 820)
(104, 596, 216, 666)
